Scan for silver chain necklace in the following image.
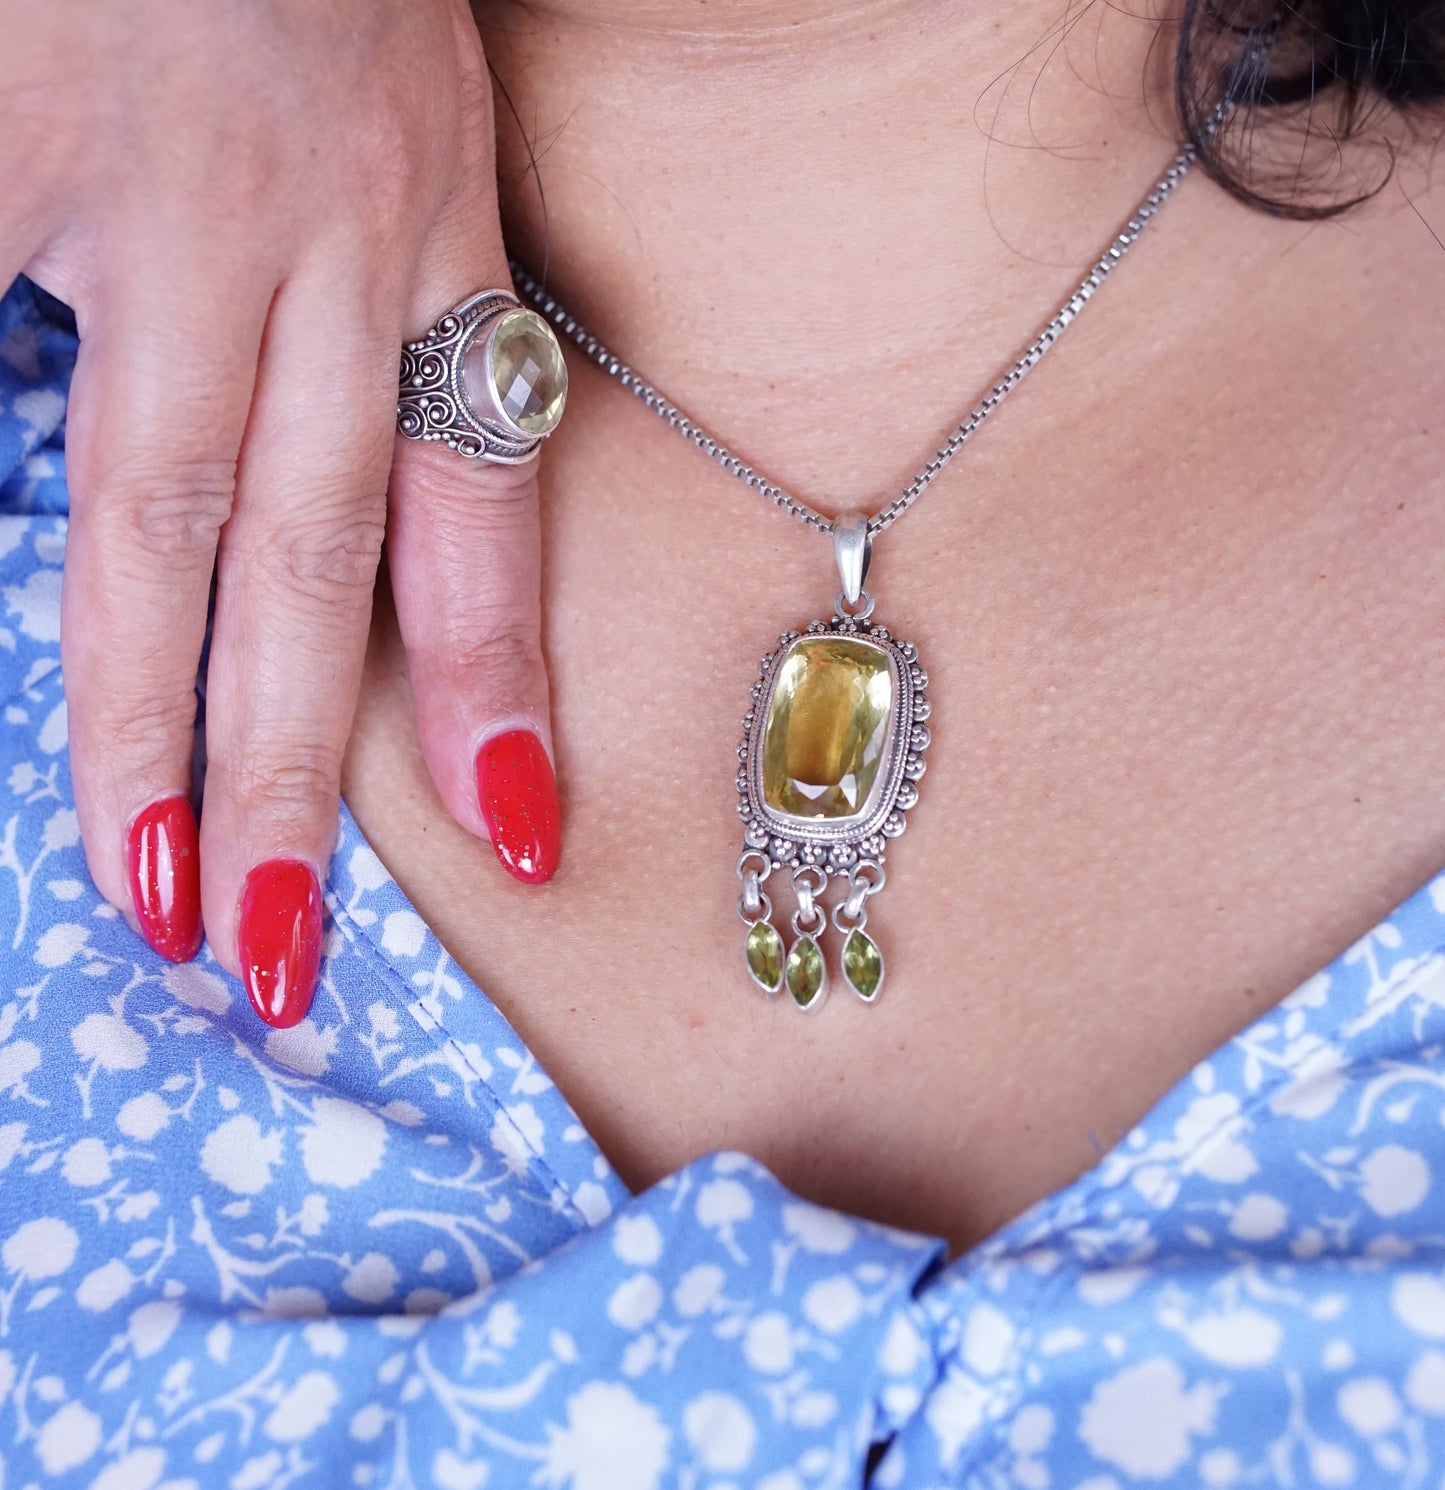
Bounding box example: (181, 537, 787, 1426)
(509, 137, 1199, 1013)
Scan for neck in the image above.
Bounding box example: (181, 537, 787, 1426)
(475, 0, 1186, 506)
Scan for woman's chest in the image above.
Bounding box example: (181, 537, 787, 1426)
(348, 286, 1445, 1253)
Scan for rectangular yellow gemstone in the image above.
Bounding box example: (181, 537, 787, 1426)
(761, 637, 895, 822)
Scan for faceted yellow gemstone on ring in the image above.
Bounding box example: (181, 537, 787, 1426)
(761, 638, 894, 822)
(462, 308, 567, 435)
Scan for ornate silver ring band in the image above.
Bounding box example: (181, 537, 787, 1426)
(397, 289, 568, 462)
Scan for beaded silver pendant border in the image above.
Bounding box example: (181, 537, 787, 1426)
(735, 596, 931, 1012)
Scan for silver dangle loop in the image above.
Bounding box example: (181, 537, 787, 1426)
(832, 511, 873, 606)
(831, 897, 866, 935)
(838, 877, 871, 927)
(831, 863, 880, 936)
(834, 588, 875, 621)
(790, 864, 826, 936)
(791, 903, 827, 939)
(737, 886, 773, 926)
(738, 849, 784, 995)
(736, 851, 774, 926)
(740, 871, 765, 920)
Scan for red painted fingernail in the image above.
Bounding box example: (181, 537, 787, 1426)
(126, 795, 203, 963)
(475, 728, 560, 885)
(237, 859, 322, 1028)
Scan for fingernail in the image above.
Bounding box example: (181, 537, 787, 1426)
(237, 859, 322, 1028)
(475, 728, 560, 885)
(126, 795, 203, 963)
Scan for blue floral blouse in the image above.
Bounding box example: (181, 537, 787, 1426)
(1, 275, 1444, 1488)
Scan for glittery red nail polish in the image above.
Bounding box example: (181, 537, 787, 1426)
(126, 795, 203, 963)
(237, 859, 322, 1028)
(475, 729, 560, 885)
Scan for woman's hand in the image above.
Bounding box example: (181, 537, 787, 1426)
(4, 0, 559, 1025)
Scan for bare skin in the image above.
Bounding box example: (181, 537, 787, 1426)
(343, 0, 1445, 1254)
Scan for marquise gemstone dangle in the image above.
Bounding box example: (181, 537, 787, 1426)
(508, 119, 1212, 1010)
(734, 513, 929, 1010)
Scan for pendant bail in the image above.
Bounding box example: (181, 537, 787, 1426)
(832, 511, 873, 606)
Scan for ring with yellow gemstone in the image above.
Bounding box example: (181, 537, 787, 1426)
(735, 579, 931, 1011)
(397, 290, 568, 462)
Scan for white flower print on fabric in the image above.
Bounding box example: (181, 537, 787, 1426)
(1077, 1357, 1222, 1477)
(2, 273, 1445, 1487)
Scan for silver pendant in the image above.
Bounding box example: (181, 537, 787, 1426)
(734, 515, 931, 1010)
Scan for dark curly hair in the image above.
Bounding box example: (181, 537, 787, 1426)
(1179, 0, 1445, 216)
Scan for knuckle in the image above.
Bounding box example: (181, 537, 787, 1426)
(215, 746, 340, 829)
(459, 460, 541, 512)
(86, 456, 237, 565)
(133, 483, 236, 558)
(76, 688, 197, 773)
(249, 509, 387, 602)
(404, 453, 539, 530)
(443, 619, 545, 682)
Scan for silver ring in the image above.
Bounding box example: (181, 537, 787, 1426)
(397, 289, 568, 462)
